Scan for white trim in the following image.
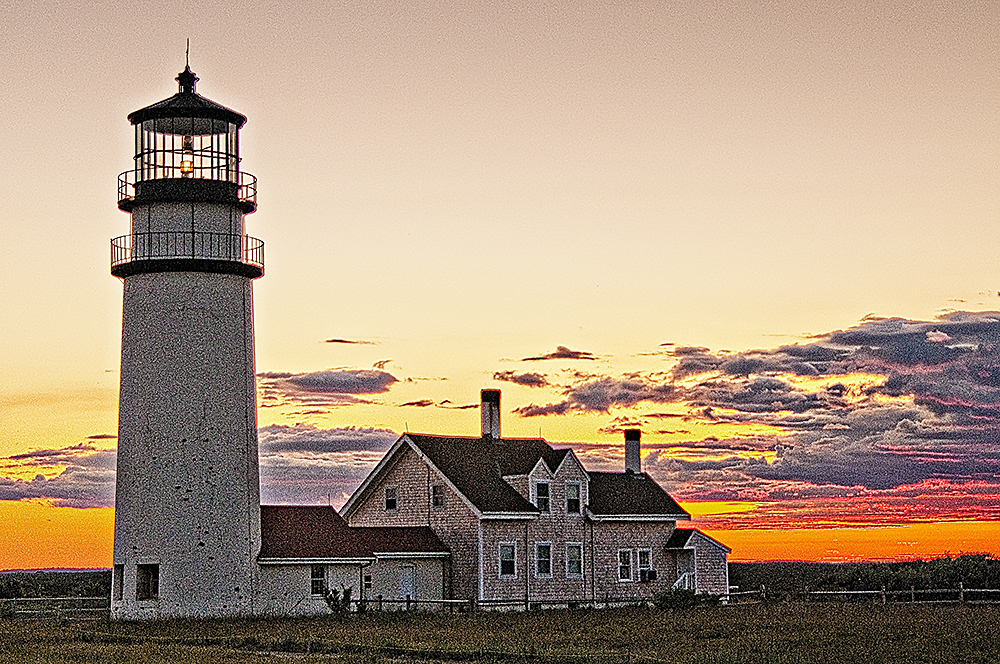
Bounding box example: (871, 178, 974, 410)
(498, 541, 517, 579)
(481, 512, 536, 520)
(528, 457, 555, 478)
(534, 542, 553, 578)
(617, 549, 633, 582)
(373, 551, 450, 559)
(637, 548, 652, 572)
(564, 481, 582, 516)
(690, 529, 733, 554)
(478, 522, 484, 601)
(587, 512, 690, 522)
(532, 480, 551, 514)
(553, 448, 586, 477)
(258, 557, 375, 565)
(565, 542, 584, 579)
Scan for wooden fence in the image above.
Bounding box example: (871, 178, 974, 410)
(1, 596, 110, 619)
(725, 583, 1000, 605)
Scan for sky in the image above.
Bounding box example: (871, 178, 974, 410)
(2, 0, 1000, 569)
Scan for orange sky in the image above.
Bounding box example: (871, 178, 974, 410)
(3, 1, 1000, 569)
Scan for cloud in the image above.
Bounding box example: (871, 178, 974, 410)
(493, 371, 550, 388)
(0, 445, 116, 509)
(258, 424, 398, 506)
(324, 338, 376, 345)
(258, 369, 399, 408)
(522, 346, 597, 361)
(515, 376, 679, 416)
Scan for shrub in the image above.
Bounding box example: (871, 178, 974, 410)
(653, 588, 698, 610)
(322, 584, 353, 614)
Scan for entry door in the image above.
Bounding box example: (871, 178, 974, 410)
(399, 564, 416, 600)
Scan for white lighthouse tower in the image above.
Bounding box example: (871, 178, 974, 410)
(110, 65, 263, 619)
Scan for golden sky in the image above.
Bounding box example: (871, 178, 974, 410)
(2, 1, 1000, 569)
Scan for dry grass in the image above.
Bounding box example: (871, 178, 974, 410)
(2, 603, 999, 663)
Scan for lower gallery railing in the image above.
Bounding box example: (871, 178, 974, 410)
(111, 232, 264, 271)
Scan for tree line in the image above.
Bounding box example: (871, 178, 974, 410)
(0, 570, 111, 599)
(730, 554, 1000, 593)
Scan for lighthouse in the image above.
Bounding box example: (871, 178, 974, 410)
(110, 65, 263, 619)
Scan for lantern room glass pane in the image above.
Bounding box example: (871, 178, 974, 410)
(135, 118, 239, 183)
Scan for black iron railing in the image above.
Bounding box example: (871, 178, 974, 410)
(111, 232, 264, 271)
(117, 168, 257, 207)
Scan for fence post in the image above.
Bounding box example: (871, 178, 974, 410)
(910, 586, 915, 603)
(959, 582, 964, 605)
(880, 586, 886, 605)
(760, 584, 766, 601)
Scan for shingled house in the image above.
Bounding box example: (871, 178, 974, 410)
(340, 390, 729, 607)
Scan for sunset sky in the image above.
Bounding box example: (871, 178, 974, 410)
(2, 1, 1000, 570)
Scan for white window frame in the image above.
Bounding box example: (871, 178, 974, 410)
(566, 542, 584, 579)
(533, 481, 551, 513)
(617, 549, 633, 582)
(535, 542, 552, 578)
(310, 564, 326, 596)
(384, 486, 398, 512)
(638, 549, 652, 572)
(499, 541, 517, 579)
(565, 481, 582, 515)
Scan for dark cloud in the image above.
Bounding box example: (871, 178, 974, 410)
(324, 338, 376, 345)
(0, 446, 116, 509)
(258, 369, 398, 408)
(493, 371, 550, 388)
(399, 399, 435, 408)
(258, 424, 397, 506)
(515, 377, 679, 416)
(521, 346, 597, 361)
(86, 433, 117, 440)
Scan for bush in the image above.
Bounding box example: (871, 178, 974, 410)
(653, 588, 698, 610)
(322, 585, 353, 614)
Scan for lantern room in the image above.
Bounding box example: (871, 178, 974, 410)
(118, 66, 256, 214)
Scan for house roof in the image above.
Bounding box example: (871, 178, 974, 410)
(586, 471, 690, 518)
(665, 527, 732, 553)
(259, 505, 448, 560)
(407, 434, 567, 514)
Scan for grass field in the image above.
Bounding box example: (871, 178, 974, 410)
(2, 604, 998, 664)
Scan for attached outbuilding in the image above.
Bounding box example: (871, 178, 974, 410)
(257, 505, 450, 614)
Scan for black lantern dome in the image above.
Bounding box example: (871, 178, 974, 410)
(118, 66, 256, 214)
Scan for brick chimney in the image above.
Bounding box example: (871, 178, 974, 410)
(481, 389, 501, 439)
(624, 429, 641, 474)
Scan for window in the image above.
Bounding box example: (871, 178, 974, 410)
(566, 543, 583, 578)
(364, 574, 372, 591)
(499, 542, 517, 578)
(431, 484, 445, 508)
(618, 550, 633, 582)
(311, 565, 326, 596)
(638, 549, 651, 572)
(385, 486, 397, 511)
(113, 564, 124, 601)
(565, 482, 581, 514)
(534, 482, 550, 513)
(136, 563, 159, 600)
(535, 543, 552, 577)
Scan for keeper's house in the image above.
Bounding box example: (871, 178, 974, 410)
(329, 389, 729, 608)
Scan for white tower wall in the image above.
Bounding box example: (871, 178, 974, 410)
(113, 269, 261, 619)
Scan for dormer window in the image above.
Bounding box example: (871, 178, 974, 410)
(566, 482, 581, 514)
(534, 482, 550, 513)
(385, 486, 398, 511)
